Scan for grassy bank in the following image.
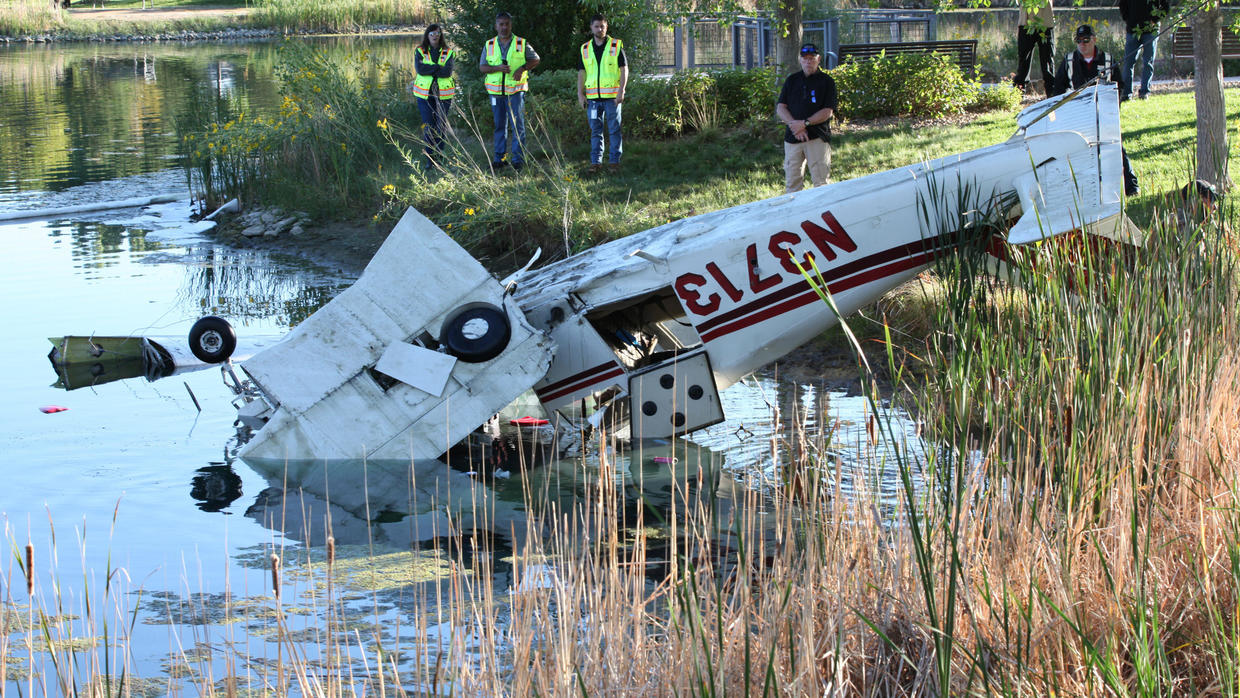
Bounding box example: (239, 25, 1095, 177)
(183, 48, 1029, 270)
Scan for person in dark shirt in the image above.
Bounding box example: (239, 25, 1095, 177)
(1053, 24, 1117, 96)
(576, 13, 628, 173)
(775, 43, 838, 194)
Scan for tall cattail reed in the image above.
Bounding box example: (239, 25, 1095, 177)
(25, 542, 33, 596)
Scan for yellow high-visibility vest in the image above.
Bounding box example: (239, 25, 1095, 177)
(581, 37, 623, 99)
(413, 47, 457, 99)
(484, 36, 529, 95)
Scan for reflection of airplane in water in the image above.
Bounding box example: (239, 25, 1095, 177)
(233, 441, 770, 581)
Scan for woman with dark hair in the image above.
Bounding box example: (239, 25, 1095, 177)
(412, 24, 456, 171)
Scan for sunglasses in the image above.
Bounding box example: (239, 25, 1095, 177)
(1076, 37, 1092, 43)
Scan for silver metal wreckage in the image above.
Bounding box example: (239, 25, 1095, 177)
(50, 85, 1141, 465)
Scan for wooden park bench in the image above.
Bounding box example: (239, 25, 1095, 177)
(837, 39, 978, 75)
(1170, 25, 1240, 76)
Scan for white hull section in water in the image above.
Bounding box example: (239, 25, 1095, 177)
(226, 86, 1133, 461)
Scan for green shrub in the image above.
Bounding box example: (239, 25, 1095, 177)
(670, 70, 720, 131)
(712, 66, 780, 126)
(968, 81, 1022, 112)
(831, 52, 979, 119)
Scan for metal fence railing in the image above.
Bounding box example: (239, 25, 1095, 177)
(843, 9, 937, 45)
(649, 16, 841, 72)
(649, 10, 937, 73)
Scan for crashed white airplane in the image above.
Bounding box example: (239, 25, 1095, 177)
(184, 86, 1141, 462)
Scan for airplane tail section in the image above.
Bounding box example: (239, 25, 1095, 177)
(1007, 85, 1142, 246)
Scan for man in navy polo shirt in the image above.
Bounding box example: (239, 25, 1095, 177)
(775, 42, 838, 194)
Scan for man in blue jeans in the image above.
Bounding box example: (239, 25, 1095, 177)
(1119, 0, 1168, 100)
(479, 11, 540, 171)
(577, 13, 628, 174)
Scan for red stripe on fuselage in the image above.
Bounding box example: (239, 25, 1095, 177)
(535, 363, 626, 403)
(697, 242, 946, 343)
(695, 233, 952, 335)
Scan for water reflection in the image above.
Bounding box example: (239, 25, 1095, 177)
(237, 441, 767, 577)
(0, 37, 426, 199)
(176, 245, 347, 326)
(46, 220, 164, 272)
(190, 463, 245, 513)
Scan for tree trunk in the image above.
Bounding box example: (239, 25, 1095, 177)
(774, 0, 802, 76)
(1193, 6, 1230, 190)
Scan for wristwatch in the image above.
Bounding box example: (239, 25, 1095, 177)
(804, 119, 811, 128)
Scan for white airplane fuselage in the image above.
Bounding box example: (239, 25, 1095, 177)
(230, 86, 1132, 462)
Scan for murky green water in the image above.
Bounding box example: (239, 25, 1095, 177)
(0, 37, 916, 691)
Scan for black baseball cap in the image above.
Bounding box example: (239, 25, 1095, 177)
(1075, 24, 1095, 41)
(800, 43, 819, 55)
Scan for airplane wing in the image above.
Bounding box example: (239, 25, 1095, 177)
(236, 208, 554, 463)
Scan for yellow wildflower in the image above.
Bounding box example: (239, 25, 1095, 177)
(382, 184, 396, 196)
(377, 118, 389, 130)
(465, 208, 475, 216)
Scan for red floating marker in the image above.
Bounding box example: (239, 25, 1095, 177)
(40, 406, 68, 414)
(509, 416, 550, 427)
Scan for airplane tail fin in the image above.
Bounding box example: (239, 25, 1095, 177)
(1006, 85, 1143, 246)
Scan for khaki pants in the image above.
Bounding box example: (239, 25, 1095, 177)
(784, 139, 831, 194)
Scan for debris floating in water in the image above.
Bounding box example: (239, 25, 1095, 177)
(509, 416, 550, 426)
(39, 406, 68, 414)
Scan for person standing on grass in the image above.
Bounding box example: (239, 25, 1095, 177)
(1118, 0, 1168, 100)
(1013, 0, 1055, 97)
(775, 42, 837, 194)
(412, 24, 456, 173)
(577, 13, 628, 174)
(479, 11, 540, 172)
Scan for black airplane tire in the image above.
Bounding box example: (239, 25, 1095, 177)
(443, 305, 511, 363)
(188, 316, 237, 364)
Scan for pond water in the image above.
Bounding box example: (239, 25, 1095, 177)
(0, 38, 919, 691)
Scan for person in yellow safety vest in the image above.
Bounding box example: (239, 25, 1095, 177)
(576, 13, 628, 174)
(478, 11, 540, 172)
(412, 23, 456, 173)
